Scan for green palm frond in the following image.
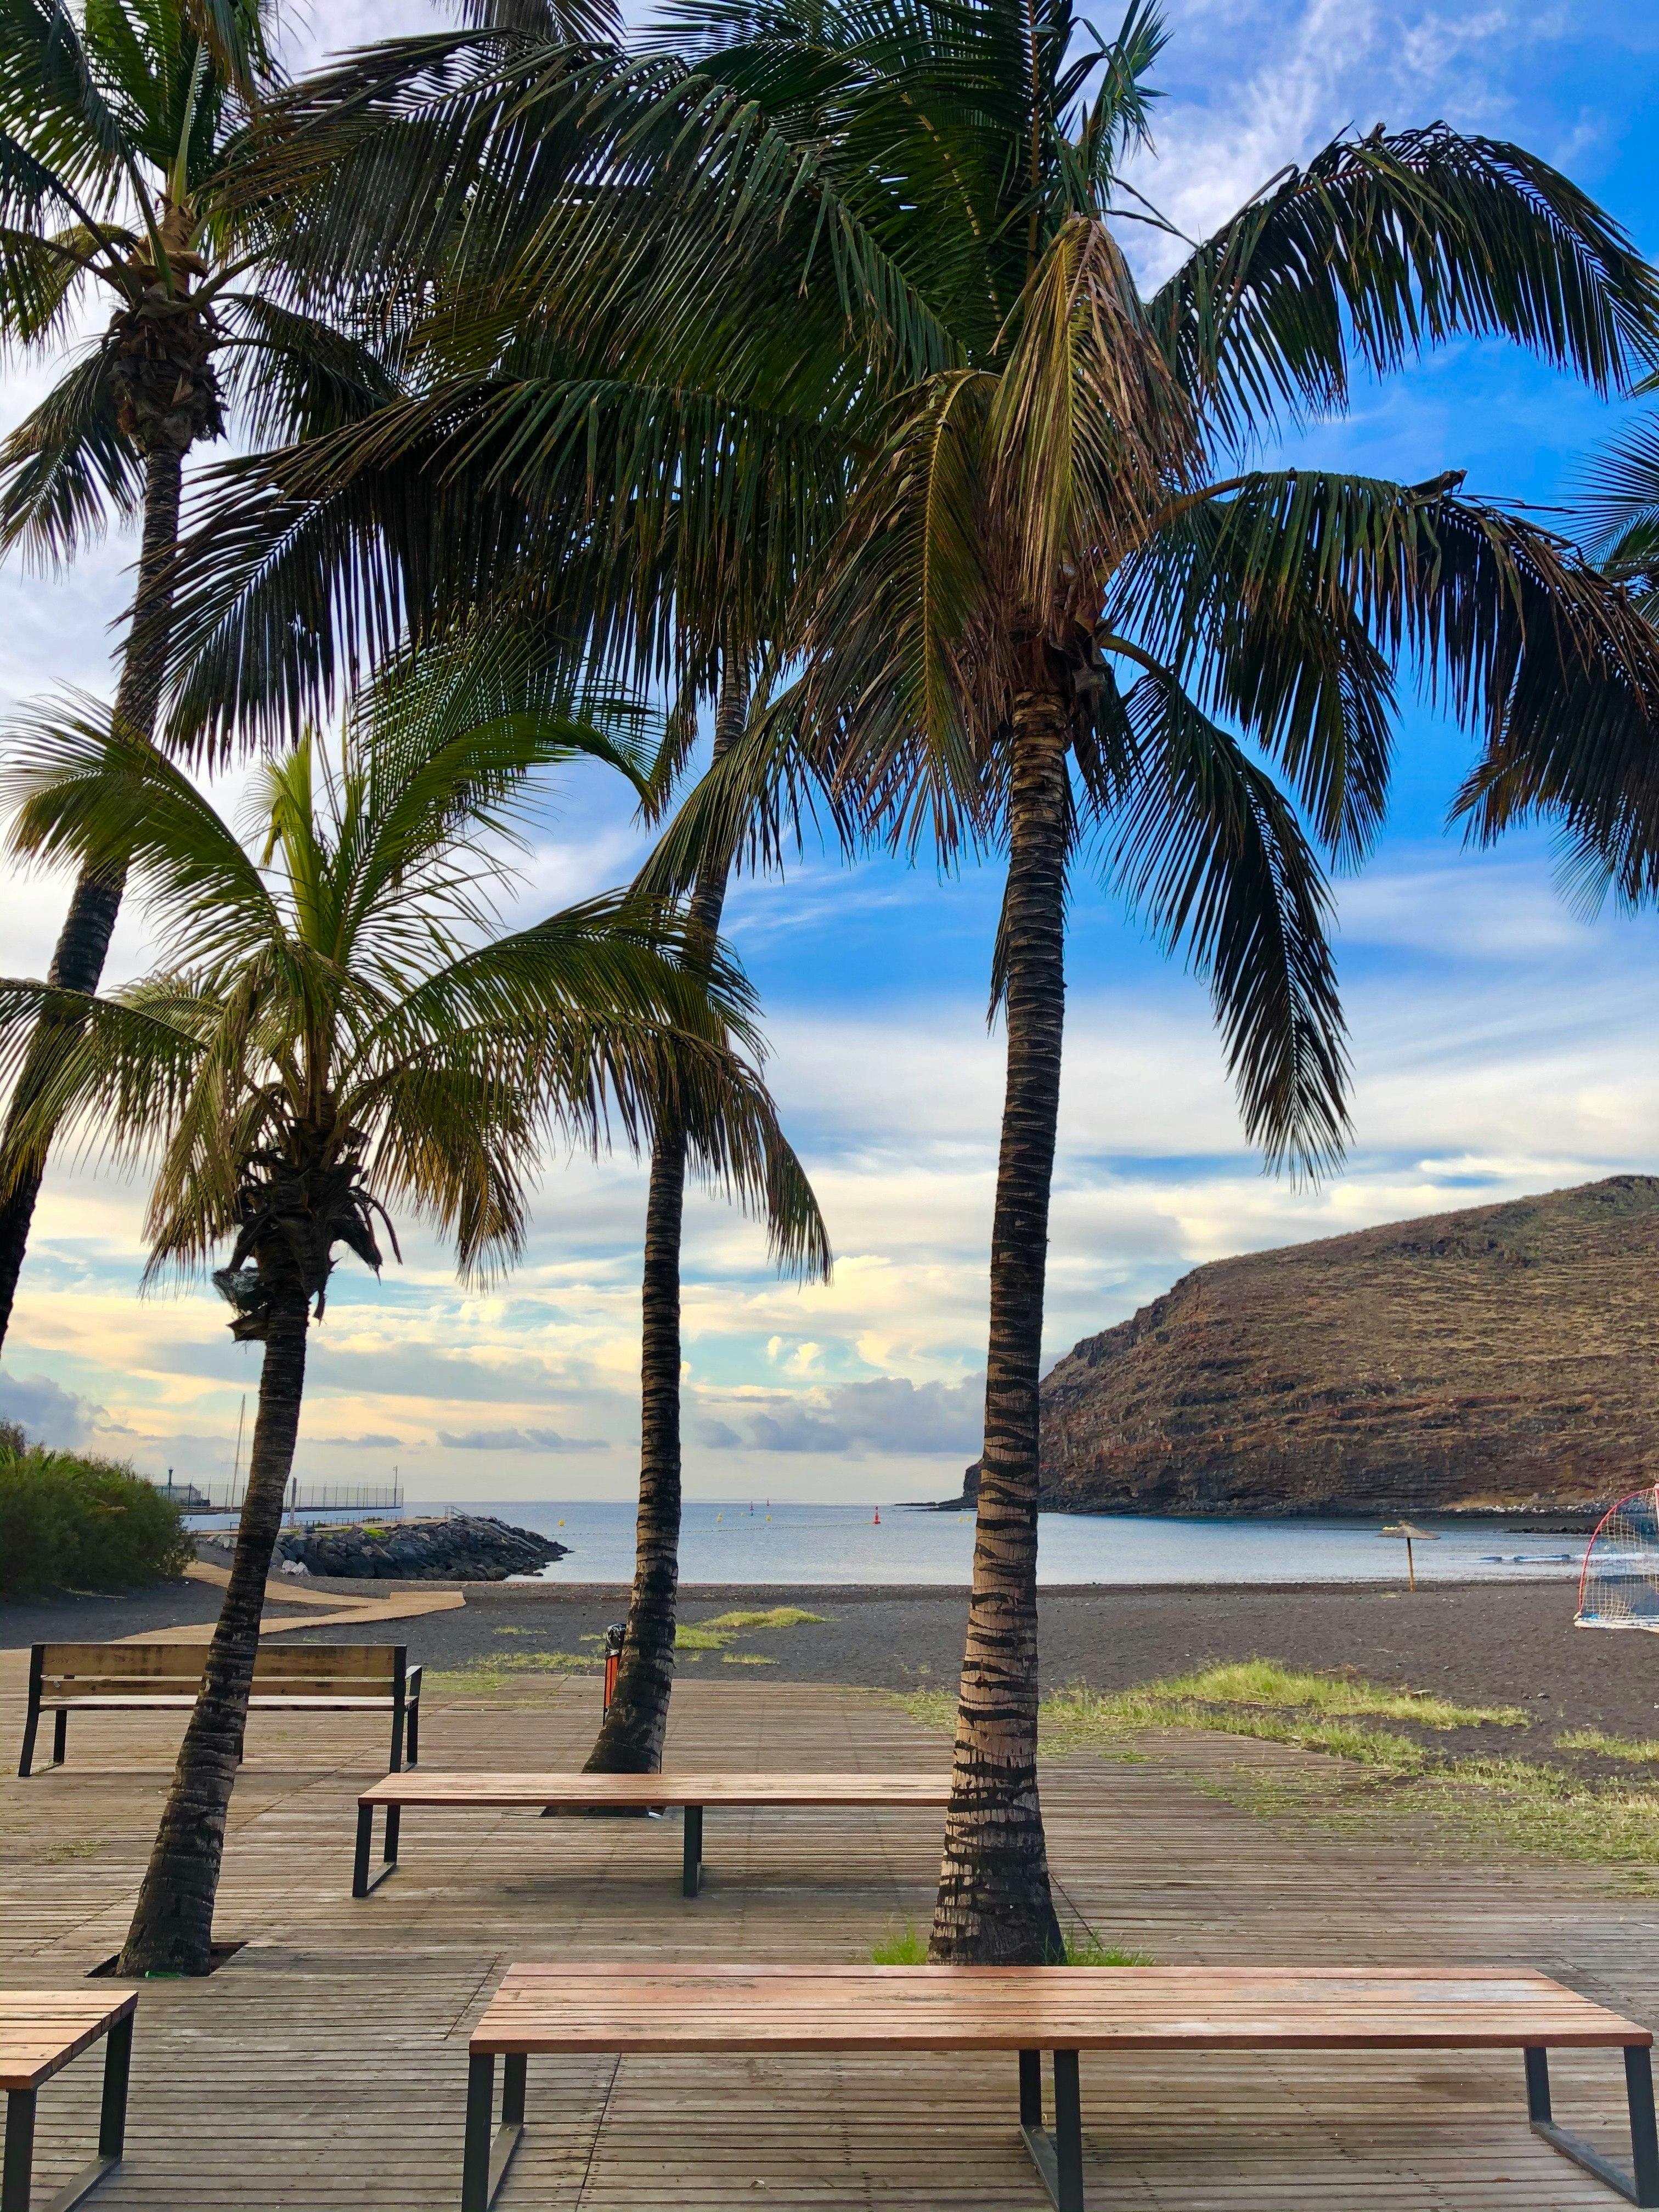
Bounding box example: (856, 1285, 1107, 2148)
(632, 664, 858, 899)
(3, 695, 282, 966)
(1148, 124, 1659, 452)
(1578, 411, 1659, 608)
(1, 637, 827, 1290)
(0, 974, 205, 1195)
(1113, 471, 1659, 865)
(1099, 664, 1348, 1177)
(989, 215, 1198, 611)
(0, 340, 141, 563)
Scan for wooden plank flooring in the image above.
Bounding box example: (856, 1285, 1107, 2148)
(3, 1660, 1657, 2208)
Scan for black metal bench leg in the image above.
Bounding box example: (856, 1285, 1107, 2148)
(406, 1694, 420, 1769)
(682, 1805, 703, 1897)
(1627, 2047, 1659, 2207)
(18, 1651, 42, 1777)
(1019, 2050, 1085, 2211)
(390, 1697, 405, 1775)
(1020, 2050, 1042, 2127)
(1526, 2045, 1551, 2125)
(1530, 2041, 1659, 2205)
(3, 2090, 36, 2212)
(502, 2056, 526, 2129)
(353, 1803, 402, 1897)
(99, 2011, 133, 2161)
(461, 2053, 494, 2212)
(1053, 2051, 1084, 2212)
(53, 1708, 68, 1767)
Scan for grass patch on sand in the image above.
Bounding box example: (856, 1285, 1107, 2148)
(702, 1606, 827, 1632)
(896, 1663, 1659, 1884)
(678, 1607, 828, 1654)
(869, 1922, 1149, 1966)
(427, 1650, 600, 1690)
(721, 1652, 777, 1666)
(1555, 1728, 1659, 1762)
(1142, 1660, 1527, 1730)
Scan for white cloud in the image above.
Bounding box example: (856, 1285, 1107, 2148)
(0, 1370, 104, 1448)
(438, 1426, 612, 1452)
(708, 1372, 985, 1456)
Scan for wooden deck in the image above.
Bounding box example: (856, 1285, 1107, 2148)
(3, 1650, 1658, 2208)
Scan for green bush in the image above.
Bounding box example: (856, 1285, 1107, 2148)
(0, 1425, 192, 1596)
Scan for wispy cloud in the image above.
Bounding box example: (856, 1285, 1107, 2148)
(438, 1426, 612, 1453)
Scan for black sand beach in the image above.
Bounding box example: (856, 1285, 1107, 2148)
(13, 1574, 1659, 1764)
(12, 1573, 1649, 1744)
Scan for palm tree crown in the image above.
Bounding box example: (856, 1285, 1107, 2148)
(0, 636, 824, 1289)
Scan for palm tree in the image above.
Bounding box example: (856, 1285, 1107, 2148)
(664, 0, 1659, 1962)
(129, 1, 1659, 1953)
(0, 631, 827, 1974)
(0, 0, 405, 1348)
(583, 647, 844, 1771)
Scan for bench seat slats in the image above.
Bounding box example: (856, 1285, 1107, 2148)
(470, 1966, 1652, 2057)
(361, 1770, 950, 1808)
(46, 1696, 408, 1711)
(0, 1993, 136, 2092)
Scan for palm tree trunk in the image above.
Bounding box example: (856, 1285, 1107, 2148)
(585, 664, 744, 1772)
(929, 681, 1069, 1965)
(584, 1119, 693, 1770)
(0, 441, 186, 1353)
(117, 1261, 308, 1976)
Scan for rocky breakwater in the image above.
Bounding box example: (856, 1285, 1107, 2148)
(272, 1514, 567, 1582)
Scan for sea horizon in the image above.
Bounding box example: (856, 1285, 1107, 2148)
(363, 1497, 1590, 1588)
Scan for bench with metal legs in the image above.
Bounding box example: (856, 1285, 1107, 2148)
(350, 1771, 950, 1899)
(2, 1994, 135, 2212)
(19, 1643, 420, 1778)
(456, 1962, 1659, 2212)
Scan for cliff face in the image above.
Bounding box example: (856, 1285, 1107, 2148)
(1037, 1175, 1659, 1516)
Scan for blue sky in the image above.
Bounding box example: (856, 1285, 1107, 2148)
(2, 0, 1658, 1500)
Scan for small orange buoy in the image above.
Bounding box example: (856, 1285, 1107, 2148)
(872, 1508, 881, 1525)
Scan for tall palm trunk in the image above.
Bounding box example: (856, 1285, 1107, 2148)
(929, 681, 1069, 1965)
(117, 1256, 308, 1976)
(0, 436, 189, 1351)
(585, 666, 744, 1772)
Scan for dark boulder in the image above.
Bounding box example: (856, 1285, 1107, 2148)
(273, 1513, 567, 1581)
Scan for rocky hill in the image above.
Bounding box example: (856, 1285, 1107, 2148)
(1037, 1175, 1659, 1516)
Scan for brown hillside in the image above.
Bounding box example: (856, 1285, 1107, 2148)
(1037, 1174, 1659, 1516)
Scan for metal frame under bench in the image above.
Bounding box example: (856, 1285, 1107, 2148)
(460, 1962, 1659, 2212)
(352, 1769, 951, 1898)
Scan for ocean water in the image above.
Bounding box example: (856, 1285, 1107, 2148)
(433, 1498, 1588, 1588)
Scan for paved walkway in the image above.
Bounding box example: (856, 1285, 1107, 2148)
(2, 1671, 1655, 2208)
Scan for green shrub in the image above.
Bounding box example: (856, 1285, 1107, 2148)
(0, 1429, 192, 1596)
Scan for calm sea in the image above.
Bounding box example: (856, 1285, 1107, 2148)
(422, 1498, 1587, 1588)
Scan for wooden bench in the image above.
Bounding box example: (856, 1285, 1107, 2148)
(2, 1990, 136, 2212)
(19, 1643, 421, 1778)
(352, 1769, 950, 1898)
(461, 1963, 1659, 2212)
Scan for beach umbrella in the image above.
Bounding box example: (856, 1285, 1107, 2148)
(1381, 1521, 1440, 1592)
